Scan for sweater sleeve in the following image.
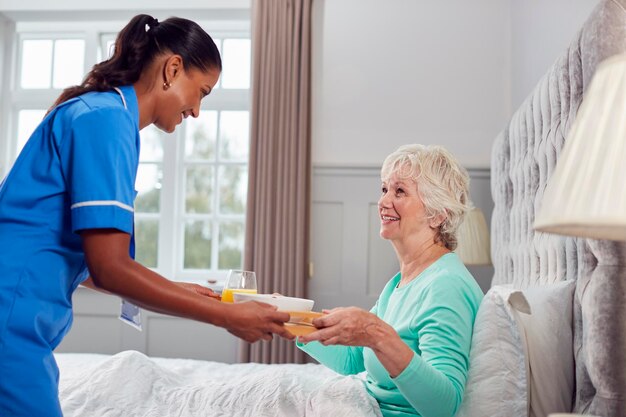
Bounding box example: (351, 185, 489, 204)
(296, 341, 365, 375)
(391, 276, 478, 417)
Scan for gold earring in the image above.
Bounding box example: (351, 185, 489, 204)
(163, 81, 172, 90)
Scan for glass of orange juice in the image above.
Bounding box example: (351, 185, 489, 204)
(221, 270, 257, 303)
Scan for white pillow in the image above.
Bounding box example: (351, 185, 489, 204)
(456, 285, 530, 417)
(457, 281, 576, 417)
(517, 280, 576, 417)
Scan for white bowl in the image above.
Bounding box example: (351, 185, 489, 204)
(232, 293, 314, 311)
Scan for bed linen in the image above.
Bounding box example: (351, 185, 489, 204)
(56, 350, 382, 417)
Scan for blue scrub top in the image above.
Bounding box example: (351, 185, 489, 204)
(0, 85, 140, 352)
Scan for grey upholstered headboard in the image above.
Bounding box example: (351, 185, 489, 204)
(490, 1, 626, 415)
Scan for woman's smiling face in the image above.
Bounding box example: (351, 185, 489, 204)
(378, 173, 431, 243)
(153, 65, 220, 133)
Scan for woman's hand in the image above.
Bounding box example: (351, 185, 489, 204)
(298, 306, 392, 347)
(176, 284, 294, 343)
(223, 301, 295, 343)
(299, 306, 414, 377)
(175, 282, 221, 300)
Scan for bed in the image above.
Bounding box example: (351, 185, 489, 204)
(55, 1, 626, 416)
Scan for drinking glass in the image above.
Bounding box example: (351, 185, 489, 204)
(221, 270, 257, 302)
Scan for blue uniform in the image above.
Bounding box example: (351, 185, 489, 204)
(0, 86, 140, 416)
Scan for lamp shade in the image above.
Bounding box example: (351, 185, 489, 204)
(534, 53, 626, 241)
(456, 207, 491, 266)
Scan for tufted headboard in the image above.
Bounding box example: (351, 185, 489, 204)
(490, 0, 626, 415)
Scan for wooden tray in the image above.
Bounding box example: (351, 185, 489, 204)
(284, 323, 317, 336)
(283, 311, 324, 336)
(284, 310, 324, 325)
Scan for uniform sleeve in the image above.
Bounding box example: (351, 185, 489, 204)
(391, 277, 478, 417)
(296, 341, 365, 375)
(59, 107, 138, 234)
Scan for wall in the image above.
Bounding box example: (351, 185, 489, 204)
(510, 0, 601, 109)
(310, 0, 512, 169)
(310, 0, 602, 167)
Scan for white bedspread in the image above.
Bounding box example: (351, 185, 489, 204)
(56, 351, 382, 417)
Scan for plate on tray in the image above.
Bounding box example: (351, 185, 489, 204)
(233, 293, 314, 311)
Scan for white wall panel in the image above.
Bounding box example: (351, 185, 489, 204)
(60, 316, 123, 354)
(147, 317, 238, 362)
(309, 202, 344, 300)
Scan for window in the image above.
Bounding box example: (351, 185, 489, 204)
(20, 38, 85, 89)
(1, 19, 251, 285)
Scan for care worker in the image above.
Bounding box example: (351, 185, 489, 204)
(0, 14, 292, 417)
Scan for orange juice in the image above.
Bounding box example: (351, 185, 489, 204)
(221, 288, 258, 303)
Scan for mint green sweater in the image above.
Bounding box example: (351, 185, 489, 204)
(297, 253, 483, 417)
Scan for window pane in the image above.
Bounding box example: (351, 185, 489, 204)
(221, 39, 250, 89)
(213, 39, 222, 89)
(218, 165, 247, 215)
(185, 166, 214, 214)
(106, 39, 115, 59)
(218, 221, 244, 270)
(185, 111, 217, 160)
(135, 219, 159, 268)
(140, 125, 164, 162)
(184, 221, 212, 269)
(53, 39, 85, 89)
(21, 40, 53, 89)
(17, 110, 46, 156)
(219, 111, 249, 161)
(135, 164, 162, 213)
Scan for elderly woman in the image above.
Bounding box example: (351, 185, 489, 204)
(298, 144, 483, 417)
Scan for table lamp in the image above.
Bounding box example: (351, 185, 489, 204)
(456, 206, 491, 265)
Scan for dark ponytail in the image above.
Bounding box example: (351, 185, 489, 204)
(49, 14, 221, 111)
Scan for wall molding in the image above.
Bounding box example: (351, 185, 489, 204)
(313, 164, 491, 179)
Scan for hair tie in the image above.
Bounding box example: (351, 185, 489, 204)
(145, 17, 159, 33)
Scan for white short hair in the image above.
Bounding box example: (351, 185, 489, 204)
(380, 144, 470, 250)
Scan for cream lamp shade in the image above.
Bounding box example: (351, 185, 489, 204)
(534, 53, 626, 241)
(456, 206, 491, 266)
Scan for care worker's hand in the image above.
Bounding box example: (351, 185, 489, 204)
(176, 282, 221, 300)
(223, 301, 295, 343)
(298, 306, 392, 347)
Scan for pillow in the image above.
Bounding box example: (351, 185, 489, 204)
(516, 280, 576, 417)
(456, 281, 576, 417)
(456, 285, 529, 417)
